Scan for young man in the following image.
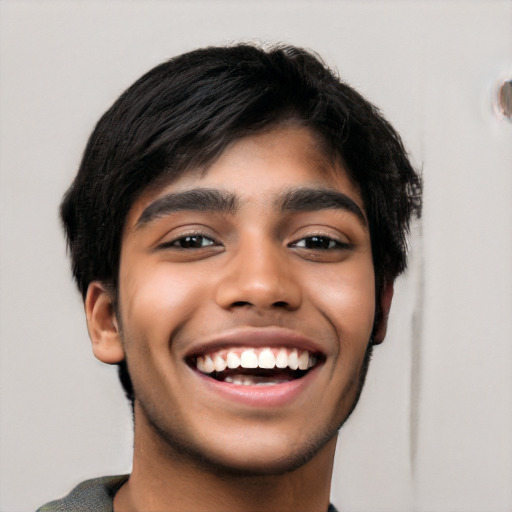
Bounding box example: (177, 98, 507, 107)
(38, 44, 421, 512)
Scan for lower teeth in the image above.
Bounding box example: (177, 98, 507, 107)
(224, 375, 291, 386)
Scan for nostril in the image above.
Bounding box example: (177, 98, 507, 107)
(230, 300, 290, 309)
(232, 301, 252, 307)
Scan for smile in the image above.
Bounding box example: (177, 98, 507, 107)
(189, 347, 320, 386)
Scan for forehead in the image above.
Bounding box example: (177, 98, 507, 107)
(126, 125, 364, 228)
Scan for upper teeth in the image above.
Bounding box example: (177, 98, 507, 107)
(195, 347, 316, 374)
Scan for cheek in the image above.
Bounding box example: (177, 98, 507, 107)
(306, 259, 376, 347)
(118, 263, 209, 348)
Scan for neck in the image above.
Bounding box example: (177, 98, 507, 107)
(114, 410, 337, 512)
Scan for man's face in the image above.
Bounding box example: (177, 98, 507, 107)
(115, 125, 376, 474)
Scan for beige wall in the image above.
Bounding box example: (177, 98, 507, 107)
(1, 1, 511, 510)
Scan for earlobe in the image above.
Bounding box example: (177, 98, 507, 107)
(85, 282, 125, 364)
(372, 281, 394, 344)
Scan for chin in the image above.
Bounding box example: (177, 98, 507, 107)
(196, 436, 337, 477)
(147, 413, 340, 478)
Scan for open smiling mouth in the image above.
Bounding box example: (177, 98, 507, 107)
(187, 347, 323, 386)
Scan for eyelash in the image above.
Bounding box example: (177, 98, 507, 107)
(290, 235, 351, 250)
(161, 233, 350, 252)
(161, 234, 221, 250)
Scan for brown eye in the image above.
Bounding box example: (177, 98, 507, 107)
(293, 236, 347, 250)
(170, 235, 216, 249)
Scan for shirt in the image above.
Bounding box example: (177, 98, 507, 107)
(36, 475, 340, 511)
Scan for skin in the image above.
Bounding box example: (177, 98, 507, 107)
(86, 125, 393, 512)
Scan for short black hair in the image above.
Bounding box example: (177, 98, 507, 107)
(61, 43, 421, 402)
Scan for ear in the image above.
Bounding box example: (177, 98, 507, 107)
(372, 281, 394, 345)
(85, 281, 125, 364)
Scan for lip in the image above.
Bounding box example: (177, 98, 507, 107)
(184, 326, 326, 358)
(182, 327, 326, 408)
(190, 363, 323, 408)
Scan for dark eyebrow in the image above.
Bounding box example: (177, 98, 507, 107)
(136, 188, 239, 227)
(276, 187, 367, 227)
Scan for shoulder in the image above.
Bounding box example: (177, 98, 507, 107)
(36, 475, 128, 512)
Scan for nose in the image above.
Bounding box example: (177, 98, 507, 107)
(214, 236, 302, 312)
